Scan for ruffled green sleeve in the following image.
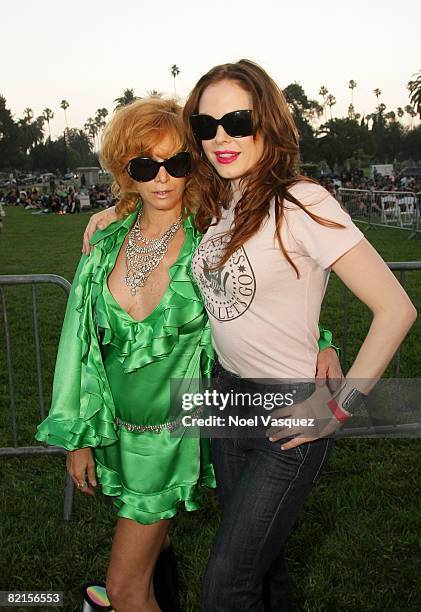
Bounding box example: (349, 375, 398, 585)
(317, 324, 340, 356)
(35, 250, 118, 451)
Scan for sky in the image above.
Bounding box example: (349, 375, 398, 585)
(1, 0, 419, 138)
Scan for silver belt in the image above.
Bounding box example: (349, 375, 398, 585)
(115, 406, 203, 434)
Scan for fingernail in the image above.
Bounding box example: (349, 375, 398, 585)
(92, 480, 97, 486)
(281, 445, 285, 450)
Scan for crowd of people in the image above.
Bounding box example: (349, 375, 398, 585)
(0, 184, 115, 214)
(319, 169, 421, 196)
(318, 170, 421, 220)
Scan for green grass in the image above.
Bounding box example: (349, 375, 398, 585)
(0, 208, 420, 612)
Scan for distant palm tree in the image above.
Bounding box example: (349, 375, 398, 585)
(43, 108, 54, 139)
(318, 86, 328, 120)
(407, 71, 421, 118)
(348, 79, 357, 105)
(23, 107, 33, 123)
(60, 100, 69, 129)
(113, 89, 138, 110)
(84, 117, 98, 150)
(347, 103, 361, 122)
(33, 116, 45, 146)
(94, 108, 109, 148)
(326, 94, 336, 120)
(365, 113, 375, 129)
(147, 89, 163, 98)
(170, 65, 180, 96)
(373, 88, 382, 104)
(95, 107, 108, 129)
(404, 104, 416, 129)
(18, 110, 44, 152)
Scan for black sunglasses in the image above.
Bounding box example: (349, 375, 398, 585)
(190, 110, 253, 140)
(127, 151, 191, 182)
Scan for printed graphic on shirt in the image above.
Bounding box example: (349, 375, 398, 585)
(192, 232, 256, 321)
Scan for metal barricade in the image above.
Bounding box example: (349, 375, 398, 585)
(337, 188, 373, 220)
(338, 188, 421, 236)
(335, 261, 421, 438)
(0, 274, 75, 520)
(0, 265, 420, 497)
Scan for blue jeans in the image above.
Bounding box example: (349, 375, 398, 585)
(201, 364, 334, 612)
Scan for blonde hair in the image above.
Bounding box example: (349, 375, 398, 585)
(100, 97, 197, 218)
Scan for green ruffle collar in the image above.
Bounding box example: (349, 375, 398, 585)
(77, 205, 213, 377)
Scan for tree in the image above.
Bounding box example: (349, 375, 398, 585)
(348, 80, 357, 105)
(284, 83, 323, 122)
(326, 94, 336, 120)
(30, 129, 97, 173)
(283, 83, 322, 161)
(33, 116, 45, 146)
(84, 117, 99, 151)
(94, 107, 108, 132)
(318, 85, 329, 121)
(18, 109, 45, 156)
(397, 107, 404, 118)
(404, 105, 416, 129)
(66, 128, 98, 168)
(348, 104, 360, 121)
(147, 90, 163, 98)
(60, 100, 69, 129)
(43, 108, 54, 139)
(23, 107, 33, 123)
(170, 65, 180, 96)
(114, 89, 138, 110)
(380, 120, 404, 163)
(0, 95, 23, 170)
(407, 71, 421, 118)
(317, 118, 373, 169)
(385, 111, 396, 124)
(373, 88, 382, 104)
(401, 125, 421, 160)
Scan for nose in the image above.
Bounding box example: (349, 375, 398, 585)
(154, 165, 170, 183)
(214, 124, 231, 145)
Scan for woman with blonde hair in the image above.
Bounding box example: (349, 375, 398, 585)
(36, 97, 216, 612)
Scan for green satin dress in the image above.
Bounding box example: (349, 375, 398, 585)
(35, 208, 216, 524)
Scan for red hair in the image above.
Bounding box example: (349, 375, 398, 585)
(100, 97, 197, 218)
(183, 59, 343, 275)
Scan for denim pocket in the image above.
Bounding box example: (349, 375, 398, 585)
(291, 441, 310, 462)
(311, 438, 334, 484)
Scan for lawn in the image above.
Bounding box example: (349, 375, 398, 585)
(0, 207, 420, 612)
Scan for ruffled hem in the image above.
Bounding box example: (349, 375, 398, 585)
(35, 416, 118, 451)
(95, 457, 216, 524)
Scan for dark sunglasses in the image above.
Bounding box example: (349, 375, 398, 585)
(190, 110, 253, 140)
(127, 151, 191, 182)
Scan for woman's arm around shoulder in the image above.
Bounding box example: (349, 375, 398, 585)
(82, 205, 118, 255)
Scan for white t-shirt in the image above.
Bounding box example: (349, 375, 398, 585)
(191, 181, 364, 379)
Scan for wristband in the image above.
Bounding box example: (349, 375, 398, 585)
(327, 398, 351, 423)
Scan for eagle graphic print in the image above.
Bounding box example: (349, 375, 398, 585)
(192, 232, 256, 321)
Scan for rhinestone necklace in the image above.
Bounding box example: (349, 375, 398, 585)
(125, 210, 182, 295)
